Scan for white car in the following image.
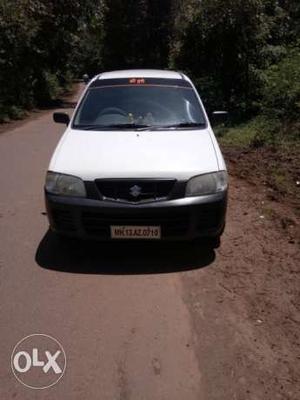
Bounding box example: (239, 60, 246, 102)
(45, 69, 228, 247)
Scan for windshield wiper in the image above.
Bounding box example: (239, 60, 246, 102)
(170, 122, 206, 128)
(74, 122, 206, 131)
(74, 123, 148, 130)
(137, 122, 206, 131)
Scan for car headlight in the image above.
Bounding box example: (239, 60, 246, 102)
(185, 171, 228, 197)
(45, 172, 86, 197)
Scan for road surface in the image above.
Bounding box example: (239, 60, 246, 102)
(0, 86, 299, 399)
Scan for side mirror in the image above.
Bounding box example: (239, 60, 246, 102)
(211, 111, 228, 125)
(53, 112, 70, 125)
(82, 74, 90, 84)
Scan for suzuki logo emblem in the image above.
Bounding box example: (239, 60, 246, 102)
(130, 185, 142, 198)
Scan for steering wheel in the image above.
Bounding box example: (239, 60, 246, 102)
(98, 107, 127, 117)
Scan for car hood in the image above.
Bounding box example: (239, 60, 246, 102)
(50, 129, 220, 180)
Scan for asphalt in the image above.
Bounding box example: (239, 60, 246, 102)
(0, 88, 206, 399)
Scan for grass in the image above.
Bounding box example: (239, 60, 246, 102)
(216, 114, 300, 150)
(216, 116, 282, 148)
(216, 115, 300, 217)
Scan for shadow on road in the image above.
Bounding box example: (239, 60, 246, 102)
(35, 230, 216, 275)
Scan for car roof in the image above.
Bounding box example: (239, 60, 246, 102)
(97, 69, 186, 80)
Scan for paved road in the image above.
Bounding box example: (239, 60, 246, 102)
(0, 87, 299, 399)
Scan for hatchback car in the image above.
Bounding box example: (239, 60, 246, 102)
(45, 69, 228, 247)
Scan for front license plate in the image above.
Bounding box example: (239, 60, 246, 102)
(110, 226, 161, 240)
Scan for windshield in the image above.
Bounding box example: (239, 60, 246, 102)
(73, 78, 207, 130)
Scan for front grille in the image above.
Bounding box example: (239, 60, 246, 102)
(81, 210, 189, 237)
(95, 179, 176, 203)
(52, 209, 76, 232)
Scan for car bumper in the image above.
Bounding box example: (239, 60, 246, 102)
(45, 191, 227, 241)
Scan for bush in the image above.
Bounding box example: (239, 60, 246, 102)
(34, 71, 62, 105)
(218, 116, 281, 148)
(261, 47, 300, 121)
(8, 106, 26, 120)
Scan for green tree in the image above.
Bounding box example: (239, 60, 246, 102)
(170, 0, 272, 114)
(0, 0, 106, 119)
(103, 0, 173, 70)
(262, 47, 300, 121)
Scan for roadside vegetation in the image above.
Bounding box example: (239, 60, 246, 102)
(169, 0, 299, 216)
(0, 0, 299, 208)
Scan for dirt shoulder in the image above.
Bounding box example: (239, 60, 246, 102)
(181, 174, 300, 400)
(221, 144, 300, 243)
(181, 139, 299, 399)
